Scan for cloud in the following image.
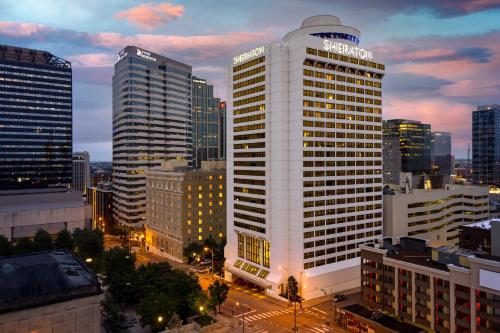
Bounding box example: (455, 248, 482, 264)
(67, 53, 116, 67)
(0, 21, 53, 38)
(440, 80, 500, 97)
(114, 2, 184, 30)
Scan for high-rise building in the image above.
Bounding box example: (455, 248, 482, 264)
(432, 131, 453, 175)
(86, 182, 114, 233)
(0, 45, 72, 191)
(192, 76, 226, 169)
(383, 119, 432, 184)
(472, 105, 500, 186)
(224, 15, 385, 300)
(144, 160, 226, 262)
(112, 46, 192, 227)
(72, 151, 91, 196)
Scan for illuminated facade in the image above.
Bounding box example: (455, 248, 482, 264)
(112, 46, 192, 227)
(192, 76, 226, 169)
(86, 182, 114, 233)
(225, 15, 385, 300)
(472, 105, 500, 187)
(72, 151, 91, 196)
(383, 119, 432, 184)
(145, 160, 226, 262)
(0, 45, 72, 191)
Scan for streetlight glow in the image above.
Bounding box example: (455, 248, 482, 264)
(85, 258, 93, 263)
(158, 316, 163, 323)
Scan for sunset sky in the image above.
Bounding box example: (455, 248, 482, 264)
(2, 0, 500, 160)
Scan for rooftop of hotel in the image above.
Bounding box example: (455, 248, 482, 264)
(462, 219, 500, 230)
(0, 250, 102, 314)
(0, 190, 84, 213)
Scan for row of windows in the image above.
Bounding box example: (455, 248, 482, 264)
(303, 204, 382, 218)
(233, 85, 265, 98)
(408, 194, 489, 208)
(234, 203, 266, 215)
(303, 150, 382, 159)
(234, 142, 266, 150)
(234, 187, 266, 196)
(234, 113, 266, 124)
(235, 212, 266, 224)
(234, 151, 266, 158)
(233, 132, 265, 141)
(306, 47, 385, 70)
(234, 221, 266, 234)
(233, 56, 265, 73)
(304, 219, 382, 231)
(304, 251, 363, 269)
(408, 214, 487, 236)
(234, 95, 265, 107)
(233, 104, 265, 116)
(234, 160, 265, 167)
(234, 169, 266, 176)
(304, 196, 382, 207)
(304, 89, 381, 99)
(303, 187, 383, 197)
(303, 109, 382, 120)
(233, 75, 265, 90)
(303, 81, 381, 96)
(304, 229, 382, 242)
(304, 98, 381, 108)
(233, 66, 266, 82)
(303, 61, 383, 81)
(234, 178, 266, 186)
(408, 202, 489, 218)
(303, 151, 382, 159)
(303, 139, 382, 149)
(234, 195, 266, 205)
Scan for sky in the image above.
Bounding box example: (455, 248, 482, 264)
(1, 0, 500, 161)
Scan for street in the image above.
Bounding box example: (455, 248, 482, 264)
(103, 235, 354, 333)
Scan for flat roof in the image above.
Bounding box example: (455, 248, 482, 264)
(343, 304, 425, 333)
(462, 219, 500, 230)
(0, 190, 84, 213)
(0, 250, 102, 314)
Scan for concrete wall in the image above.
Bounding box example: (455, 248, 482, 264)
(0, 294, 101, 333)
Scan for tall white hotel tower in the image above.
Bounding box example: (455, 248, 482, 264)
(225, 16, 385, 300)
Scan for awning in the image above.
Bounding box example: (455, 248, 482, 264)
(226, 266, 273, 289)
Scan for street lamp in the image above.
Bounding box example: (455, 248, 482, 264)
(199, 305, 204, 328)
(85, 258, 93, 263)
(157, 316, 163, 323)
(204, 246, 214, 275)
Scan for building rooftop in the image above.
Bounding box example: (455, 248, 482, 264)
(462, 219, 500, 230)
(0, 190, 84, 213)
(0, 44, 71, 69)
(0, 250, 102, 314)
(343, 304, 425, 333)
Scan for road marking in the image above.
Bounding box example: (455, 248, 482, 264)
(312, 307, 328, 314)
(234, 309, 256, 318)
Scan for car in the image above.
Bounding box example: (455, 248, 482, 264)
(333, 294, 346, 302)
(201, 259, 211, 265)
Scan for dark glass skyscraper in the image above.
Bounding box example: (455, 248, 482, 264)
(383, 119, 432, 184)
(112, 46, 192, 227)
(0, 45, 72, 191)
(472, 105, 500, 186)
(432, 131, 453, 175)
(192, 76, 225, 169)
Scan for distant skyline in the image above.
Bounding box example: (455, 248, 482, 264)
(1, 0, 499, 160)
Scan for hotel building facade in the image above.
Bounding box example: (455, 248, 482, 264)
(225, 16, 385, 300)
(112, 46, 192, 227)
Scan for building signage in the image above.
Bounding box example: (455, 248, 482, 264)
(117, 49, 128, 62)
(233, 46, 265, 65)
(323, 40, 373, 61)
(136, 48, 157, 62)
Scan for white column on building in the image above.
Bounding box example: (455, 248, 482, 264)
(394, 269, 399, 316)
(450, 282, 456, 332)
(470, 287, 476, 333)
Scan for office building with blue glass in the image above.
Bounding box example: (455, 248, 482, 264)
(472, 105, 500, 187)
(0, 45, 72, 191)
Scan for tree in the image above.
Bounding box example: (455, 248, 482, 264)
(0, 234, 13, 256)
(208, 280, 229, 314)
(73, 228, 104, 259)
(137, 291, 177, 332)
(15, 237, 34, 254)
(288, 275, 299, 331)
(183, 242, 203, 262)
(103, 247, 138, 307)
(32, 229, 53, 251)
(54, 229, 74, 251)
(101, 293, 126, 331)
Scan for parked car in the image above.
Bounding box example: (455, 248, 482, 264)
(333, 294, 346, 302)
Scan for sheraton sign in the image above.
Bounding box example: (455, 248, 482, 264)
(323, 40, 373, 61)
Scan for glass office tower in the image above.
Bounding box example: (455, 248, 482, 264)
(0, 45, 72, 191)
(192, 76, 225, 169)
(472, 105, 500, 186)
(383, 119, 432, 183)
(112, 46, 192, 227)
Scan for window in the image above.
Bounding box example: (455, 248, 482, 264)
(238, 234, 244, 258)
(245, 235, 261, 264)
(263, 240, 270, 268)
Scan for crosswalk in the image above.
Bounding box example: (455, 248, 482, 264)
(303, 323, 332, 333)
(242, 308, 293, 322)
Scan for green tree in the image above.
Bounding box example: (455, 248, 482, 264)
(15, 237, 34, 254)
(73, 228, 104, 259)
(183, 242, 203, 262)
(288, 275, 299, 331)
(0, 234, 13, 256)
(208, 280, 229, 314)
(101, 293, 126, 331)
(32, 229, 53, 251)
(54, 229, 74, 251)
(137, 292, 177, 332)
(104, 247, 138, 307)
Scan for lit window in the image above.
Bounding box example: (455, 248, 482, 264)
(209, 210, 213, 215)
(209, 184, 213, 190)
(198, 202, 203, 207)
(219, 175, 223, 180)
(209, 201, 213, 207)
(188, 194, 192, 200)
(198, 227, 203, 233)
(209, 175, 213, 180)
(198, 235, 203, 241)
(209, 193, 213, 198)
(219, 201, 223, 206)
(219, 233, 224, 238)
(198, 219, 203, 225)
(198, 211, 203, 216)
(209, 226, 213, 232)
(188, 185, 192, 191)
(187, 220, 192, 225)
(198, 186, 203, 191)
(219, 193, 223, 198)
(219, 184, 223, 190)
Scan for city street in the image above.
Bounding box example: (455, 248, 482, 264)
(104, 238, 357, 333)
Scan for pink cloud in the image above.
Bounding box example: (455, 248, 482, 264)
(0, 21, 53, 37)
(114, 2, 184, 30)
(440, 79, 500, 97)
(384, 97, 474, 153)
(67, 53, 116, 68)
(443, 0, 500, 13)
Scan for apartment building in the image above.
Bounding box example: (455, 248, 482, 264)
(361, 237, 500, 333)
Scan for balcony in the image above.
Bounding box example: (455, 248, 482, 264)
(455, 303, 470, 315)
(455, 317, 470, 330)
